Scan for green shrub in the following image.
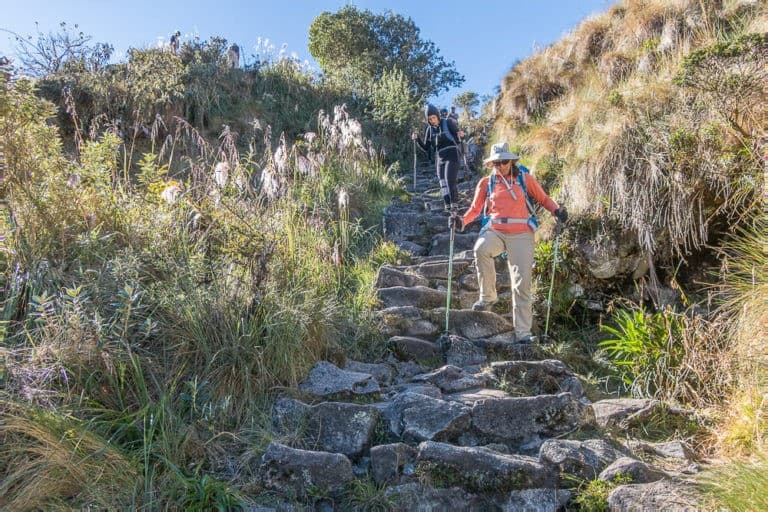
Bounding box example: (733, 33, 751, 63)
(599, 306, 686, 397)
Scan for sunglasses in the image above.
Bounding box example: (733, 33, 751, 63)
(492, 160, 511, 166)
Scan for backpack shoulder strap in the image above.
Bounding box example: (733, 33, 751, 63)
(483, 173, 496, 218)
(516, 169, 535, 216)
(440, 118, 457, 145)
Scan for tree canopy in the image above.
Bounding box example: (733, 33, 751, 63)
(308, 6, 464, 99)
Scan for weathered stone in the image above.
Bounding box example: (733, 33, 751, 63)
(396, 240, 427, 257)
(380, 392, 471, 442)
(438, 334, 488, 367)
(446, 388, 512, 406)
(428, 309, 513, 339)
(259, 442, 353, 494)
(415, 260, 471, 280)
(272, 398, 379, 457)
(389, 336, 439, 362)
(476, 335, 540, 360)
(377, 306, 439, 338)
(417, 441, 556, 492)
(374, 265, 429, 289)
(491, 359, 584, 397)
(591, 398, 654, 428)
(572, 229, 645, 280)
(370, 443, 417, 485)
(607, 478, 701, 511)
(412, 365, 494, 393)
(471, 393, 593, 451)
(599, 457, 665, 484)
(272, 397, 310, 434)
(298, 361, 379, 397)
(385, 482, 495, 512)
(383, 208, 428, 241)
(539, 438, 625, 481)
(500, 488, 573, 512)
(378, 285, 447, 309)
(430, 232, 478, 256)
(387, 357, 429, 381)
(344, 360, 393, 385)
(643, 440, 695, 460)
(393, 383, 443, 399)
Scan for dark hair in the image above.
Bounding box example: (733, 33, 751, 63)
(424, 103, 440, 119)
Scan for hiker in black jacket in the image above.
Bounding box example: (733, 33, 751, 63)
(412, 104, 465, 210)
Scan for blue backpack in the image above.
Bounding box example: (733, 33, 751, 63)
(480, 165, 538, 232)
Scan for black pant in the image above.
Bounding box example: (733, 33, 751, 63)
(436, 146, 459, 206)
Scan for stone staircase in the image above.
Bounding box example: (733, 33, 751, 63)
(253, 162, 700, 511)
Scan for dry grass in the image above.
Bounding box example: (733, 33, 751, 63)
(714, 220, 768, 456)
(0, 402, 138, 511)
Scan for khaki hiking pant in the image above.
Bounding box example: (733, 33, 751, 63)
(474, 229, 535, 337)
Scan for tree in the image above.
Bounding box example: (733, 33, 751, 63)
(5, 22, 112, 76)
(309, 6, 464, 99)
(453, 91, 480, 120)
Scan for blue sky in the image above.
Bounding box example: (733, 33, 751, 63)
(0, 0, 614, 106)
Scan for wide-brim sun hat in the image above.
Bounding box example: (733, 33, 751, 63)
(483, 142, 520, 164)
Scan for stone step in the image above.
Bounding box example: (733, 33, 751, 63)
(377, 285, 448, 309)
(417, 441, 557, 492)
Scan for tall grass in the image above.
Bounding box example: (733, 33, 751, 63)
(714, 218, 767, 455)
(1, 55, 403, 509)
(700, 455, 768, 512)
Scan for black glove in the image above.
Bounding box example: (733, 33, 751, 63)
(555, 207, 568, 223)
(449, 213, 463, 231)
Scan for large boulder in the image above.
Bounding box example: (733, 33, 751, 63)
(385, 482, 495, 512)
(370, 443, 418, 485)
(383, 207, 429, 241)
(377, 285, 447, 309)
(572, 228, 645, 280)
(501, 489, 573, 512)
(438, 334, 489, 367)
(376, 306, 439, 338)
(389, 336, 439, 362)
(375, 265, 429, 288)
(430, 232, 478, 256)
(599, 457, 666, 484)
(344, 360, 393, 386)
(298, 361, 379, 397)
(591, 398, 655, 428)
(491, 360, 584, 397)
(380, 392, 471, 443)
(412, 365, 495, 393)
(259, 442, 354, 494)
(538, 438, 625, 481)
(471, 393, 593, 451)
(414, 260, 472, 280)
(608, 478, 700, 511)
(429, 309, 513, 339)
(272, 398, 379, 457)
(417, 441, 556, 492)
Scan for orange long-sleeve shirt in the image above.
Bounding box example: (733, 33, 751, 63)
(462, 168, 559, 234)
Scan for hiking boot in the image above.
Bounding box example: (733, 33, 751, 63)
(472, 300, 496, 312)
(515, 334, 538, 344)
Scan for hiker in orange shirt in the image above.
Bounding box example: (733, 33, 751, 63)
(450, 142, 567, 342)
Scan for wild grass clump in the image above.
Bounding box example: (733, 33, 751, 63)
(598, 299, 731, 408)
(0, 400, 138, 511)
(713, 218, 767, 455)
(699, 455, 768, 512)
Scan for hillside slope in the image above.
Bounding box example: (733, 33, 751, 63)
(493, 0, 766, 468)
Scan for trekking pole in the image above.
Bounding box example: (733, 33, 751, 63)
(445, 218, 456, 332)
(543, 222, 563, 341)
(412, 139, 417, 193)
